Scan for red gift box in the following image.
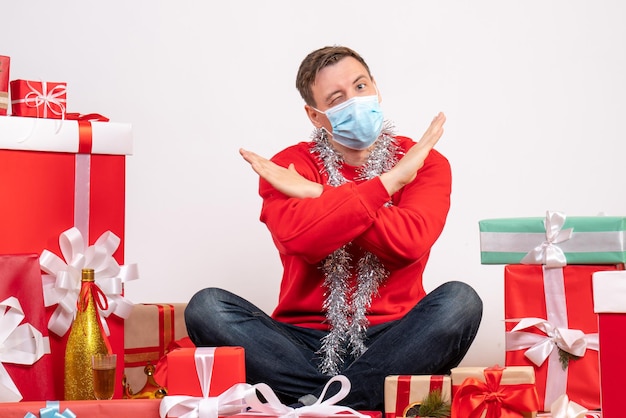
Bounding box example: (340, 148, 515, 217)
(451, 365, 539, 418)
(0, 254, 54, 401)
(0, 55, 9, 115)
(0, 115, 132, 400)
(10, 79, 67, 119)
(592, 270, 626, 418)
(164, 347, 246, 397)
(384, 375, 451, 418)
(504, 264, 623, 411)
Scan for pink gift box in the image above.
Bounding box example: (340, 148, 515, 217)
(1, 399, 161, 418)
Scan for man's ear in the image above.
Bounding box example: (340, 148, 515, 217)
(304, 104, 324, 128)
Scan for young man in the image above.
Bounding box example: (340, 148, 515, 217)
(185, 46, 482, 411)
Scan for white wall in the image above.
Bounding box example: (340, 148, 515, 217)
(5, 0, 626, 368)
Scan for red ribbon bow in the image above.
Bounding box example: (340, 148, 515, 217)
(65, 112, 109, 154)
(77, 281, 113, 353)
(452, 366, 539, 418)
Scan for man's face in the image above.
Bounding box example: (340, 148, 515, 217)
(305, 56, 379, 133)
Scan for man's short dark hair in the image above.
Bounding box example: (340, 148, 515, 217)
(295, 46, 372, 107)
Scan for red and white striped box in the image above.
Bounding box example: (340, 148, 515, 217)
(384, 375, 451, 418)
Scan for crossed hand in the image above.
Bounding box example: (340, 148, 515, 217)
(240, 112, 446, 198)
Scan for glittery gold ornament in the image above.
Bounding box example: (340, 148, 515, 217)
(64, 268, 112, 400)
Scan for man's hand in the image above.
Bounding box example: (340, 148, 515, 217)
(240, 148, 324, 199)
(380, 112, 446, 196)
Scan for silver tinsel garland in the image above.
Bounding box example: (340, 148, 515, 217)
(311, 123, 400, 375)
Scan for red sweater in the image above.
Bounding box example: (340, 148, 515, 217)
(259, 135, 451, 330)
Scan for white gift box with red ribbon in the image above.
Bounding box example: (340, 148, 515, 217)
(0, 114, 132, 155)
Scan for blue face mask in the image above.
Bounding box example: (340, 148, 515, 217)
(315, 94, 384, 150)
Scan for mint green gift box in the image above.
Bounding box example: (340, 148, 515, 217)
(479, 212, 626, 265)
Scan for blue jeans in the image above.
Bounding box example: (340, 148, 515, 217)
(185, 281, 482, 411)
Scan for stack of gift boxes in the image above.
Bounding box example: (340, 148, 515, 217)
(0, 53, 136, 407)
(383, 211, 625, 417)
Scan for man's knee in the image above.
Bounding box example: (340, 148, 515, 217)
(185, 287, 227, 326)
(436, 281, 483, 329)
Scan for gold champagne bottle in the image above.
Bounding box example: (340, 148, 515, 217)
(64, 268, 112, 400)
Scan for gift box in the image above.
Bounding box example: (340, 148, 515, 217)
(1, 399, 161, 418)
(0, 254, 54, 402)
(10, 79, 67, 119)
(0, 55, 9, 115)
(592, 270, 626, 418)
(479, 211, 626, 265)
(124, 303, 190, 393)
(384, 375, 451, 418)
(451, 365, 539, 418)
(0, 114, 132, 400)
(164, 347, 246, 397)
(504, 264, 624, 411)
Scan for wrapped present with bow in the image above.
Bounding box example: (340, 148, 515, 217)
(0, 112, 133, 399)
(450, 365, 539, 418)
(592, 270, 626, 418)
(0, 254, 53, 402)
(10, 79, 67, 119)
(159, 347, 250, 418)
(479, 211, 626, 265)
(161, 347, 245, 398)
(504, 263, 622, 411)
(384, 375, 451, 418)
(0, 55, 9, 115)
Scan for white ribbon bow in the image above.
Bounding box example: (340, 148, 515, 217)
(521, 211, 573, 267)
(39, 227, 139, 337)
(506, 317, 598, 367)
(159, 348, 367, 418)
(0, 297, 51, 402)
(549, 394, 590, 418)
(246, 375, 368, 418)
(12, 80, 67, 119)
